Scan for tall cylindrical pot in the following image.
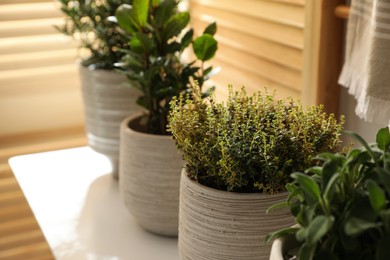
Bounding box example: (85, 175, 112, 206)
(179, 170, 294, 260)
(119, 114, 183, 236)
(79, 65, 141, 178)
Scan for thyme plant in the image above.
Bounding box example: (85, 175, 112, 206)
(57, 0, 132, 69)
(168, 86, 344, 193)
(115, 0, 218, 135)
(266, 127, 390, 260)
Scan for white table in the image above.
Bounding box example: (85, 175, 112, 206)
(8, 147, 179, 260)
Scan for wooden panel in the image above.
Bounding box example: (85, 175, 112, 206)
(0, 230, 43, 248)
(190, 0, 305, 101)
(0, 62, 83, 136)
(301, 0, 321, 106)
(0, 203, 31, 219)
(0, 177, 19, 193)
(0, 92, 84, 136)
(0, 34, 76, 55)
(316, 0, 344, 115)
(0, 241, 53, 259)
(212, 59, 300, 101)
(301, 0, 343, 114)
(193, 0, 304, 28)
(216, 43, 302, 91)
(194, 21, 302, 71)
(0, 0, 53, 4)
(0, 127, 85, 260)
(0, 191, 25, 207)
(0, 65, 79, 94)
(0, 164, 14, 179)
(0, 18, 64, 38)
(0, 127, 86, 162)
(191, 3, 304, 49)
(263, 0, 304, 5)
(0, 2, 62, 21)
(0, 0, 82, 137)
(214, 25, 302, 71)
(0, 216, 41, 236)
(0, 49, 77, 71)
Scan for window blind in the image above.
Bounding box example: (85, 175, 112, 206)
(189, 0, 305, 100)
(0, 0, 83, 137)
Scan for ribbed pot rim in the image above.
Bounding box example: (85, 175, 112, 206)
(121, 113, 174, 140)
(181, 169, 287, 199)
(78, 62, 123, 75)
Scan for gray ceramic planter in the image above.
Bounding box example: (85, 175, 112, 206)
(179, 169, 294, 260)
(119, 114, 184, 237)
(79, 65, 141, 178)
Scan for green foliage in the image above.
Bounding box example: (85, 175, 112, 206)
(115, 0, 218, 135)
(57, 0, 132, 69)
(267, 127, 390, 260)
(168, 86, 344, 193)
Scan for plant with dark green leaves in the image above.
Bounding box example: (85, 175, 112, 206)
(57, 0, 132, 69)
(168, 86, 344, 193)
(266, 127, 390, 260)
(115, 0, 218, 135)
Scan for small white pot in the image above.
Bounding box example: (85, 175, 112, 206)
(269, 233, 300, 260)
(119, 114, 184, 236)
(79, 65, 141, 178)
(179, 170, 294, 260)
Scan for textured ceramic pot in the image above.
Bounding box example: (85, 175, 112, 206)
(79, 65, 141, 178)
(119, 114, 184, 237)
(179, 169, 294, 260)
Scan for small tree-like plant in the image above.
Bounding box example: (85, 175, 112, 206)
(115, 0, 218, 135)
(168, 86, 344, 193)
(57, 0, 132, 69)
(266, 127, 390, 260)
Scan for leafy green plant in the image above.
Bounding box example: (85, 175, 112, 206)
(115, 0, 218, 135)
(57, 0, 132, 69)
(266, 127, 390, 260)
(168, 86, 344, 193)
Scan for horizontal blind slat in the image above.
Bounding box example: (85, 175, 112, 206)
(0, 78, 80, 98)
(0, 18, 64, 38)
(213, 57, 300, 94)
(0, 241, 53, 259)
(193, 19, 303, 70)
(0, 49, 77, 71)
(0, 64, 79, 93)
(0, 34, 77, 54)
(213, 62, 300, 100)
(0, 2, 62, 21)
(0, 230, 47, 249)
(190, 0, 305, 100)
(0, 0, 53, 5)
(262, 0, 305, 6)
(0, 92, 84, 136)
(216, 43, 302, 90)
(192, 0, 304, 28)
(191, 5, 304, 49)
(0, 64, 84, 136)
(0, 0, 83, 138)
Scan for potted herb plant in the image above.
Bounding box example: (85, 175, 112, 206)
(57, 0, 142, 178)
(267, 127, 390, 260)
(167, 86, 344, 259)
(115, 0, 218, 236)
